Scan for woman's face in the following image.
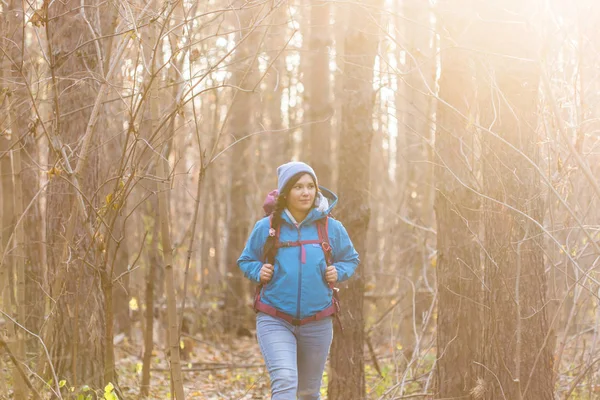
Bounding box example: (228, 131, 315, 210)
(286, 174, 317, 215)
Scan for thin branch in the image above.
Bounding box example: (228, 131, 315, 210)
(0, 339, 43, 399)
(0, 310, 61, 399)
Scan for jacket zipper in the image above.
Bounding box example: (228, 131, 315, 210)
(296, 224, 302, 319)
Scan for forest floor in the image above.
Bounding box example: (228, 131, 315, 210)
(3, 327, 596, 399)
(0, 325, 433, 400)
(113, 331, 403, 399)
(1, 308, 433, 399)
(114, 333, 270, 399)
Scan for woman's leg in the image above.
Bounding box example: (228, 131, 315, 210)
(296, 317, 333, 400)
(256, 313, 298, 400)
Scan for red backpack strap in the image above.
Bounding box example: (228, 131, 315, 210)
(318, 216, 341, 301)
(317, 216, 333, 266)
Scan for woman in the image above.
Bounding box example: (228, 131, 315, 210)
(238, 161, 360, 400)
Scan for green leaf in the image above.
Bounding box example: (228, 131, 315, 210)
(59, 380, 66, 388)
(104, 382, 119, 400)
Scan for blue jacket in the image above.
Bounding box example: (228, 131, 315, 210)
(238, 187, 360, 319)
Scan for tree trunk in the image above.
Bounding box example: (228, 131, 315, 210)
(434, 2, 482, 397)
(223, 2, 262, 334)
(0, 110, 14, 310)
(402, 0, 435, 227)
(105, 18, 132, 340)
(305, 0, 333, 187)
(111, 210, 131, 338)
(141, 203, 159, 397)
(157, 149, 186, 400)
(395, 0, 436, 361)
(477, 2, 554, 398)
(328, 2, 382, 399)
(0, 99, 27, 400)
(42, 0, 115, 387)
(12, 131, 28, 400)
(140, 9, 186, 395)
(330, 3, 347, 193)
(266, 5, 291, 171)
(5, 0, 46, 353)
(1, 3, 28, 397)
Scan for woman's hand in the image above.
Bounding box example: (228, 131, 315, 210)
(260, 263, 274, 284)
(325, 265, 338, 284)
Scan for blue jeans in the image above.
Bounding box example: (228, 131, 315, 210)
(256, 312, 333, 399)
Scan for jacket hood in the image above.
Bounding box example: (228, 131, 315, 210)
(281, 186, 337, 226)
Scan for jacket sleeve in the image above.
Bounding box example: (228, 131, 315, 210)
(237, 219, 267, 284)
(331, 219, 360, 282)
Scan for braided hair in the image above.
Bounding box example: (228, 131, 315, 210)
(263, 172, 320, 263)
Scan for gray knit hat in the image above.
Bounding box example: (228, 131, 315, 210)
(277, 161, 318, 193)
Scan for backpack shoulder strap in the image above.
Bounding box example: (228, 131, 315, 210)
(317, 216, 333, 266)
